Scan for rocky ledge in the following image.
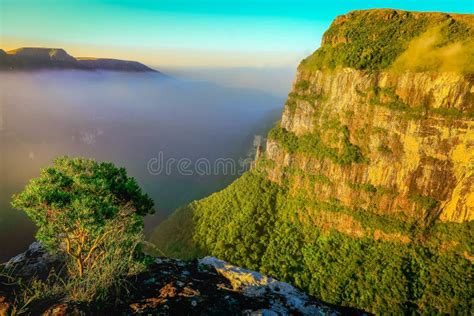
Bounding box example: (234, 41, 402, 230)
(0, 243, 362, 315)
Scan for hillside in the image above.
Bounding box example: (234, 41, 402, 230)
(0, 47, 157, 72)
(151, 9, 474, 314)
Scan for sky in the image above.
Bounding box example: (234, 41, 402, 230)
(1, 0, 473, 67)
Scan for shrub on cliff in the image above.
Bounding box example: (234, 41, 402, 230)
(11, 156, 155, 300)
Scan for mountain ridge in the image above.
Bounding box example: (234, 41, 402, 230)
(0, 47, 158, 72)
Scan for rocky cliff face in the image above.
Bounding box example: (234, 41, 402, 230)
(266, 69, 474, 225)
(264, 10, 474, 228)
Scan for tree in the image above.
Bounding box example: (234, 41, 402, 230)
(11, 157, 154, 281)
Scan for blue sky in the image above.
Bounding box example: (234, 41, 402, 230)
(1, 0, 473, 67)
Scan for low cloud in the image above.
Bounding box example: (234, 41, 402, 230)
(391, 26, 474, 74)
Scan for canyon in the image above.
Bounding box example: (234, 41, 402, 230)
(153, 9, 474, 314)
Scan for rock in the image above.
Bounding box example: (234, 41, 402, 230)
(1, 246, 362, 315)
(5, 242, 62, 279)
(42, 303, 82, 316)
(0, 296, 11, 316)
(199, 257, 340, 315)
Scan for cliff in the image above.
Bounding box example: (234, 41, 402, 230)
(266, 9, 474, 225)
(268, 69, 474, 224)
(0, 243, 356, 315)
(152, 9, 473, 314)
(0, 47, 158, 72)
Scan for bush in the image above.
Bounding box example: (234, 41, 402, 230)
(11, 156, 155, 301)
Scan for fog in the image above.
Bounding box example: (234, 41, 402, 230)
(160, 66, 297, 98)
(0, 70, 284, 260)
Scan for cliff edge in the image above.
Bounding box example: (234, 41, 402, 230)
(0, 243, 357, 315)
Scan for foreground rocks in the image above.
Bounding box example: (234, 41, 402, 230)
(0, 244, 364, 315)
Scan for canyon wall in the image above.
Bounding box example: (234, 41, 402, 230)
(266, 68, 474, 224)
(264, 9, 474, 226)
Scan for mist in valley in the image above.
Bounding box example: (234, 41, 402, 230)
(0, 69, 287, 260)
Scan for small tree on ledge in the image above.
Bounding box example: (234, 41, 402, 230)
(11, 156, 155, 296)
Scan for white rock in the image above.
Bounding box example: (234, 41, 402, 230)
(199, 256, 339, 315)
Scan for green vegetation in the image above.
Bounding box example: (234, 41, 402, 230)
(154, 171, 473, 314)
(294, 80, 310, 91)
(347, 181, 377, 193)
(299, 10, 473, 72)
(377, 144, 393, 155)
(410, 194, 440, 217)
(268, 125, 365, 165)
(10, 157, 154, 303)
(312, 173, 332, 186)
(285, 91, 326, 116)
(368, 86, 474, 120)
(148, 206, 204, 260)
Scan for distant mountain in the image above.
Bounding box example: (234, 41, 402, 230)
(76, 57, 156, 72)
(0, 47, 158, 72)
